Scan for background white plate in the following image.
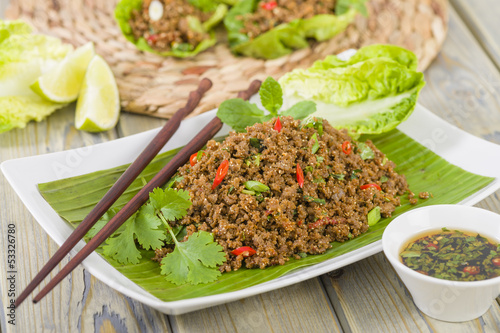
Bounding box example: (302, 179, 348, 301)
(2, 104, 500, 315)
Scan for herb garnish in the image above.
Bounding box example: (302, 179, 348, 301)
(217, 77, 316, 132)
(357, 142, 374, 160)
(91, 187, 226, 285)
(311, 133, 320, 154)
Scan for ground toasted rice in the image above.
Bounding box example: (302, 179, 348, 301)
(154, 117, 409, 272)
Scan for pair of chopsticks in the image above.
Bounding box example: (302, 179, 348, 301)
(16, 79, 262, 306)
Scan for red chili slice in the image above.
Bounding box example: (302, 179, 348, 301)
(342, 140, 352, 155)
(260, 1, 277, 10)
(212, 159, 229, 190)
(274, 116, 282, 132)
(189, 153, 198, 166)
(147, 34, 158, 43)
(360, 183, 381, 191)
(462, 266, 480, 275)
(492, 258, 500, 267)
(296, 163, 304, 188)
(231, 246, 256, 257)
(426, 243, 439, 250)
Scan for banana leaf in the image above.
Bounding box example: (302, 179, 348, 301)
(38, 129, 494, 301)
(223, 0, 362, 59)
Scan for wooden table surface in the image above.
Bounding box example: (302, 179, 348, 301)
(2, 1, 500, 332)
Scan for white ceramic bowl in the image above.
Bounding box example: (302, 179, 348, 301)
(382, 204, 500, 322)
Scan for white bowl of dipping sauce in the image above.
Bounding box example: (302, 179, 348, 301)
(382, 204, 500, 322)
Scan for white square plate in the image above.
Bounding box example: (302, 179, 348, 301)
(2, 104, 500, 314)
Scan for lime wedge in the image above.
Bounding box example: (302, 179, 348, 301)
(31, 42, 95, 103)
(75, 55, 120, 132)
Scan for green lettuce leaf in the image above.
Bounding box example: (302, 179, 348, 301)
(279, 45, 426, 135)
(224, 0, 361, 59)
(114, 0, 226, 58)
(0, 20, 72, 133)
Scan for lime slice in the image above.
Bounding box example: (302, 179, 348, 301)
(75, 55, 120, 132)
(31, 42, 95, 103)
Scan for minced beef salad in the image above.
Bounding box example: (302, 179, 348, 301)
(153, 117, 411, 272)
(129, 0, 212, 52)
(239, 0, 338, 39)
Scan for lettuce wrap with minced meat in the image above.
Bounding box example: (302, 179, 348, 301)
(224, 0, 366, 59)
(115, 0, 228, 58)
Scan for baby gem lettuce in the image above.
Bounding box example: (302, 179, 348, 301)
(279, 44, 426, 136)
(0, 20, 73, 133)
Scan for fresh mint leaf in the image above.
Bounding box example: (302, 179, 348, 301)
(259, 76, 282, 116)
(281, 101, 316, 120)
(149, 188, 192, 221)
(217, 98, 265, 132)
(160, 231, 226, 285)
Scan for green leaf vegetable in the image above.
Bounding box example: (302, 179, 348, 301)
(114, 0, 227, 58)
(367, 206, 381, 226)
(90, 185, 226, 284)
(0, 20, 73, 133)
(224, 0, 366, 59)
(161, 230, 226, 285)
(217, 76, 316, 132)
(357, 142, 374, 160)
(279, 44, 426, 136)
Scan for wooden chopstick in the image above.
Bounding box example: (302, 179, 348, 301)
(14, 78, 213, 307)
(31, 80, 262, 304)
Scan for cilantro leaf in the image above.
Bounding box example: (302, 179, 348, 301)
(85, 208, 126, 242)
(164, 225, 187, 244)
(160, 231, 226, 285)
(133, 204, 165, 250)
(216, 98, 266, 132)
(259, 77, 282, 116)
(102, 213, 143, 264)
(281, 101, 316, 120)
(149, 188, 191, 221)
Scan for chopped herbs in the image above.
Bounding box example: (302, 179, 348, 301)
(244, 180, 270, 193)
(367, 206, 381, 226)
(380, 176, 388, 183)
(303, 195, 326, 204)
(400, 229, 500, 281)
(249, 138, 262, 150)
(330, 173, 345, 180)
(351, 169, 362, 179)
(357, 142, 374, 160)
(311, 133, 320, 154)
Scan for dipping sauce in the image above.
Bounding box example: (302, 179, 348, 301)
(400, 228, 500, 281)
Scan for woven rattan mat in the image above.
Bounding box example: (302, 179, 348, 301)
(6, 0, 448, 119)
